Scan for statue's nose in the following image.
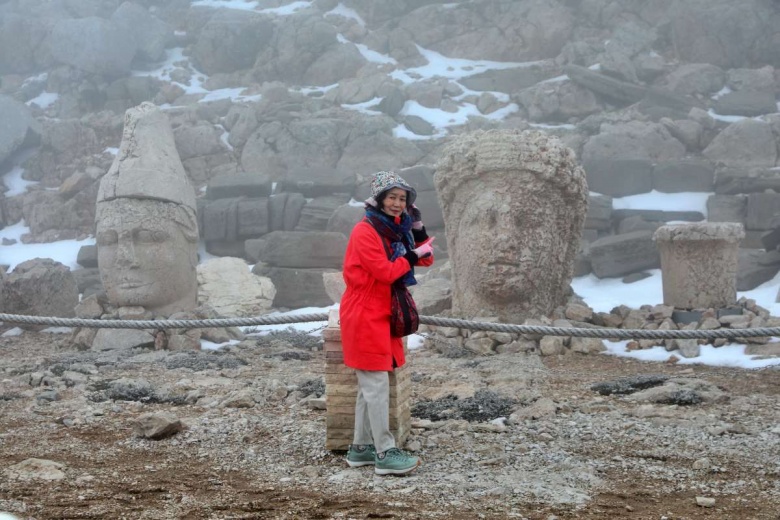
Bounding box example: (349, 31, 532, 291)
(115, 238, 139, 267)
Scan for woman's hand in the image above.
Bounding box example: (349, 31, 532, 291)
(413, 237, 435, 258)
(407, 204, 423, 230)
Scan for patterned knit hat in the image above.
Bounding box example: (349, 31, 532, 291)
(365, 170, 417, 207)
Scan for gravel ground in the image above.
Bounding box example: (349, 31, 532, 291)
(1, 328, 779, 519)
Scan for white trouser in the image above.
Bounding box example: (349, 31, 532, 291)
(353, 369, 396, 453)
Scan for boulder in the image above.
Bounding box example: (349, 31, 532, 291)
(192, 10, 273, 74)
(582, 121, 686, 164)
(585, 194, 613, 231)
(76, 245, 98, 268)
(206, 173, 273, 200)
(268, 192, 305, 232)
(111, 1, 172, 62)
(713, 90, 778, 117)
(200, 198, 240, 241)
(611, 209, 704, 223)
(258, 231, 347, 269)
(47, 17, 137, 76)
(461, 62, 561, 93)
(662, 63, 727, 96)
(252, 13, 365, 85)
(653, 160, 715, 193)
(326, 204, 364, 237)
(564, 64, 646, 105)
(514, 80, 601, 122)
(669, 0, 780, 69)
(714, 168, 780, 195)
(394, 1, 573, 62)
(737, 249, 780, 291)
(728, 66, 777, 91)
(410, 277, 451, 316)
(173, 123, 227, 161)
(91, 329, 155, 351)
(0, 14, 48, 74)
(295, 195, 351, 232)
(279, 166, 355, 198)
(703, 119, 777, 169)
(0, 94, 41, 165)
(336, 131, 425, 176)
(237, 198, 271, 238)
(588, 230, 660, 278)
(253, 266, 336, 309)
(323, 271, 346, 304)
(197, 257, 275, 317)
(583, 158, 654, 197)
(745, 193, 780, 231)
(2, 258, 79, 322)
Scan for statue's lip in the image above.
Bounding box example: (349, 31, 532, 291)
(487, 260, 517, 267)
(118, 281, 151, 289)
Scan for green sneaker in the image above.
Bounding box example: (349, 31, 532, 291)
(374, 448, 420, 476)
(346, 444, 376, 467)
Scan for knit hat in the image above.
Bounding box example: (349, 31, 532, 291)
(365, 170, 417, 207)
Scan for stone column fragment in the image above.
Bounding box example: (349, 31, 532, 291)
(653, 222, 744, 309)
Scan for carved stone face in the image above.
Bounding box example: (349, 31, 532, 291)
(453, 189, 528, 304)
(96, 198, 198, 316)
(435, 129, 588, 322)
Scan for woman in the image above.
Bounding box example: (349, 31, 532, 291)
(340, 171, 435, 476)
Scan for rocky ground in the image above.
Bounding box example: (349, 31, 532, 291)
(0, 327, 779, 520)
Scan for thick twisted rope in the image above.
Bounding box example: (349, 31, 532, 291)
(0, 312, 777, 340)
(0, 312, 329, 330)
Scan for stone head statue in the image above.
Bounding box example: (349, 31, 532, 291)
(96, 102, 199, 316)
(434, 129, 588, 322)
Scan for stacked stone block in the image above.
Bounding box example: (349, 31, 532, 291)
(323, 312, 411, 451)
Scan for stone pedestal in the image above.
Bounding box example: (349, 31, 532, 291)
(324, 310, 411, 451)
(653, 223, 744, 309)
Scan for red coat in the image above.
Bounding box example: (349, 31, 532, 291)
(339, 220, 434, 371)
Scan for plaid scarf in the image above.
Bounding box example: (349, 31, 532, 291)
(364, 205, 417, 287)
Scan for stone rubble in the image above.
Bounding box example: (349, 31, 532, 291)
(1, 329, 778, 517)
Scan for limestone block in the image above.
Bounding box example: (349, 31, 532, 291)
(254, 266, 336, 308)
(653, 160, 714, 193)
(258, 231, 347, 269)
(323, 271, 346, 304)
(746, 193, 780, 231)
(91, 329, 155, 351)
(206, 172, 272, 200)
(584, 194, 613, 230)
(583, 158, 654, 197)
(197, 257, 275, 317)
(589, 230, 660, 278)
(706, 194, 746, 224)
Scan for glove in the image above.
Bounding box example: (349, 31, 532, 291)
(412, 237, 435, 258)
(407, 204, 423, 230)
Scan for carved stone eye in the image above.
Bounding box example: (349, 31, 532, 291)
(97, 230, 118, 246)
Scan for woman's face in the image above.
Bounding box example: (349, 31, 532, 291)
(380, 187, 408, 218)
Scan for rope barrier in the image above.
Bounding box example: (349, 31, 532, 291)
(0, 312, 329, 330)
(0, 312, 777, 340)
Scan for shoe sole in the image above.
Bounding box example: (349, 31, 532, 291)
(346, 460, 375, 467)
(374, 460, 421, 476)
